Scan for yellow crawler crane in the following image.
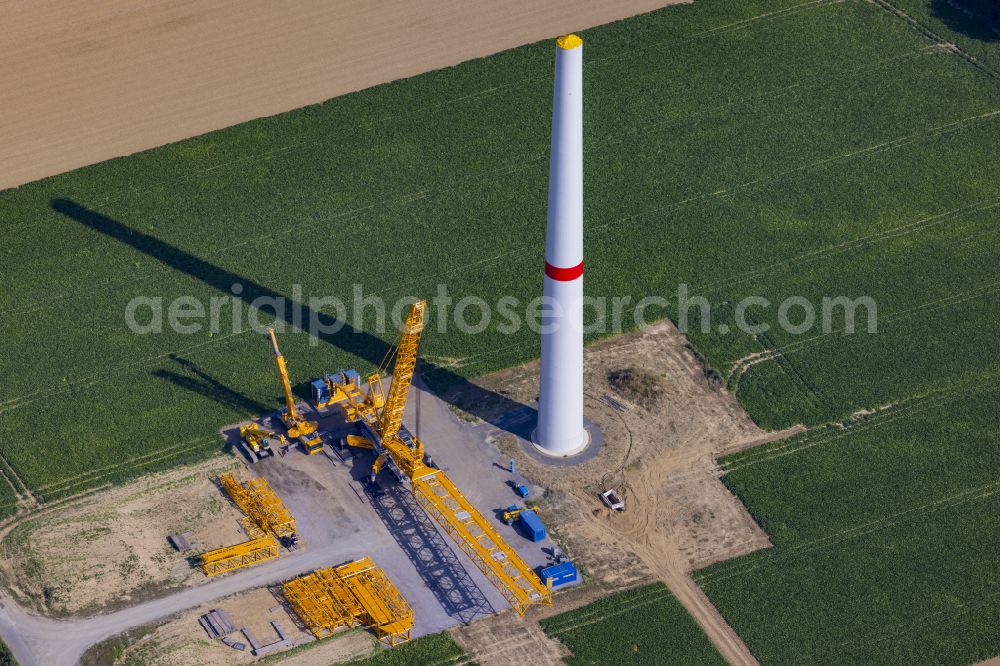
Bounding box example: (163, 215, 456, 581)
(200, 473, 298, 576)
(265, 327, 324, 454)
(283, 557, 413, 646)
(344, 301, 552, 616)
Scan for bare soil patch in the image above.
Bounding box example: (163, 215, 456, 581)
(1, 0, 688, 190)
(0, 455, 248, 616)
(444, 321, 801, 666)
(110, 587, 374, 666)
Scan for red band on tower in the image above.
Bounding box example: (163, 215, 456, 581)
(544, 261, 584, 281)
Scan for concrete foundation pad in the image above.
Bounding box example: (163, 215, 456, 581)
(523, 416, 603, 467)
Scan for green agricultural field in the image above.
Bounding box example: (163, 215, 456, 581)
(541, 583, 726, 665)
(2, 0, 997, 498)
(2, 0, 1000, 659)
(0, 639, 16, 666)
(697, 388, 1000, 664)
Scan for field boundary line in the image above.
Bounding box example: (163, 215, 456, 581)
(698, 476, 1000, 586)
(0, 450, 36, 510)
(722, 375, 1000, 470)
(32, 435, 217, 497)
(543, 590, 677, 636)
(35, 440, 215, 501)
(723, 270, 1000, 384)
(869, 0, 1000, 82)
(540, 585, 674, 633)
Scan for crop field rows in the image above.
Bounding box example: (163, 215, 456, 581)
(2, 0, 997, 502)
(2, 0, 1000, 661)
(540, 583, 726, 665)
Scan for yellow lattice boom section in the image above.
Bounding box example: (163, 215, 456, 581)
(219, 473, 296, 538)
(201, 535, 279, 576)
(245, 478, 296, 538)
(283, 557, 413, 646)
(410, 465, 552, 615)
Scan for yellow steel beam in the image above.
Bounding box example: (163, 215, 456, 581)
(245, 478, 296, 538)
(219, 472, 296, 540)
(201, 535, 279, 576)
(283, 558, 413, 646)
(411, 468, 552, 615)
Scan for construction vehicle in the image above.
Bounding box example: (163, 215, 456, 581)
(504, 504, 546, 541)
(284, 557, 412, 646)
(503, 504, 539, 525)
(199, 473, 298, 576)
(265, 327, 324, 454)
(312, 368, 385, 414)
(327, 300, 552, 615)
(238, 422, 286, 462)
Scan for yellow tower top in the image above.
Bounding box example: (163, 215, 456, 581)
(556, 34, 583, 50)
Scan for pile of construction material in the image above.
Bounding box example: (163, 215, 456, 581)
(283, 557, 413, 647)
(242, 620, 298, 657)
(199, 473, 298, 577)
(199, 609, 246, 651)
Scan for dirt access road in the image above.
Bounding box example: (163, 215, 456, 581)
(0, 0, 686, 191)
(444, 321, 800, 666)
(0, 534, 390, 666)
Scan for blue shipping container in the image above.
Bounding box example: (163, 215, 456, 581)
(311, 379, 329, 405)
(540, 561, 577, 587)
(517, 509, 546, 542)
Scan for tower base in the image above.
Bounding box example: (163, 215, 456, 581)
(530, 425, 591, 458)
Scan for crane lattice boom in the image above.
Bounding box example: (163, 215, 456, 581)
(353, 300, 552, 615)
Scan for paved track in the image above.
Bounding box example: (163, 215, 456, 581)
(0, 535, 389, 665)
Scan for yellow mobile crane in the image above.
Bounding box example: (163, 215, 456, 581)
(266, 327, 324, 454)
(339, 301, 552, 615)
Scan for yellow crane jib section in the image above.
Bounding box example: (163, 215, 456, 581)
(283, 557, 413, 646)
(245, 478, 297, 538)
(411, 467, 552, 615)
(338, 300, 552, 615)
(378, 300, 425, 440)
(219, 472, 296, 539)
(201, 535, 279, 576)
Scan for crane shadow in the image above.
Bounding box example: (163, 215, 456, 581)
(52, 198, 536, 436)
(152, 354, 272, 416)
(930, 0, 1000, 41)
(346, 449, 496, 622)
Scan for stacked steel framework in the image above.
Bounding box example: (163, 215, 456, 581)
(283, 557, 413, 646)
(200, 473, 296, 576)
(200, 535, 280, 576)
